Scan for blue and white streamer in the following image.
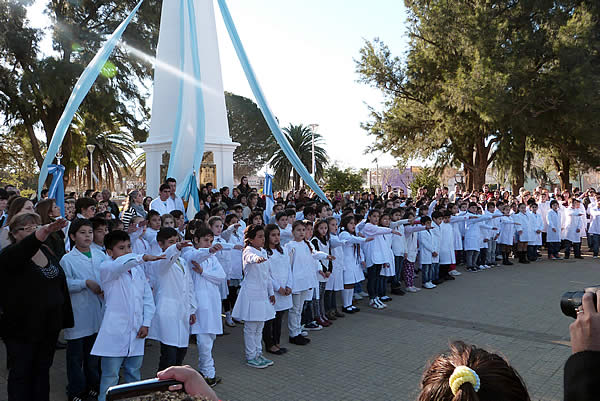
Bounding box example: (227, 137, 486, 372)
(216, 0, 330, 205)
(263, 173, 275, 224)
(37, 0, 144, 195)
(179, 172, 202, 220)
(47, 164, 66, 216)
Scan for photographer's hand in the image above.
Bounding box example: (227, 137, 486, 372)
(570, 290, 600, 353)
(157, 365, 218, 401)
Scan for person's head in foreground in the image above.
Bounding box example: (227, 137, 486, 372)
(418, 341, 530, 401)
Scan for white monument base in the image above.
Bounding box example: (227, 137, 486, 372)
(142, 138, 239, 197)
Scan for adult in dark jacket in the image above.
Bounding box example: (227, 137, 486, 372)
(564, 289, 600, 401)
(0, 213, 73, 401)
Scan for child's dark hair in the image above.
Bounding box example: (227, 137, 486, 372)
(313, 219, 330, 243)
(264, 224, 283, 256)
(90, 216, 107, 231)
(550, 199, 559, 207)
(420, 215, 432, 224)
(275, 211, 286, 221)
(104, 230, 130, 250)
(194, 210, 207, 221)
(418, 341, 529, 401)
(431, 211, 443, 220)
(224, 214, 238, 226)
(442, 210, 453, 218)
(367, 208, 381, 220)
(75, 197, 96, 214)
(208, 216, 223, 227)
(147, 210, 160, 221)
(291, 220, 313, 252)
(284, 209, 296, 217)
(170, 210, 184, 219)
(157, 227, 179, 243)
(68, 218, 93, 247)
(339, 215, 356, 233)
(248, 211, 264, 226)
(108, 218, 123, 232)
(244, 224, 264, 248)
(193, 225, 214, 242)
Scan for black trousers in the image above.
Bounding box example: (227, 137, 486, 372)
(5, 331, 59, 401)
(367, 264, 382, 299)
(158, 343, 188, 372)
(262, 310, 286, 349)
(222, 284, 239, 312)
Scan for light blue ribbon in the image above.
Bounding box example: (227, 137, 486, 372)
(37, 0, 144, 195)
(47, 164, 66, 216)
(179, 172, 201, 215)
(216, 0, 330, 205)
(263, 173, 275, 223)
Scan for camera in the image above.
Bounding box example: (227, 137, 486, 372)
(561, 286, 600, 318)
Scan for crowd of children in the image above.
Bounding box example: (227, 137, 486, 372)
(2, 181, 600, 401)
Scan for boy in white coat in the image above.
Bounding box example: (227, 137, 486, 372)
(546, 200, 563, 259)
(563, 198, 585, 259)
(61, 219, 105, 401)
(527, 203, 544, 261)
(148, 228, 196, 372)
(184, 226, 226, 387)
(92, 230, 163, 401)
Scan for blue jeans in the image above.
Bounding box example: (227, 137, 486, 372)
(590, 234, 600, 257)
(377, 275, 387, 297)
(98, 355, 143, 401)
(527, 245, 538, 261)
(392, 256, 404, 287)
(431, 263, 439, 281)
(66, 335, 100, 398)
(421, 264, 432, 284)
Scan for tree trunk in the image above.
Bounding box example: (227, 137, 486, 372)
(555, 155, 571, 191)
(473, 136, 491, 191)
(465, 169, 473, 192)
(24, 122, 44, 168)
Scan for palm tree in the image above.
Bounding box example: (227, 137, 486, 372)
(269, 124, 329, 190)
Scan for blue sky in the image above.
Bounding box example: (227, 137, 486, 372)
(28, 0, 410, 167)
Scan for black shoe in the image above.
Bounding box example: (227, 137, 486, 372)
(444, 275, 456, 281)
(575, 256, 584, 259)
(289, 335, 310, 345)
(203, 376, 222, 387)
(391, 287, 406, 296)
(279, 347, 288, 353)
(503, 260, 514, 265)
(266, 348, 285, 355)
(342, 306, 356, 314)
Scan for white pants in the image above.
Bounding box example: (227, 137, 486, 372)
(288, 290, 309, 337)
(243, 321, 264, 361)
(196, 333, 216, 378)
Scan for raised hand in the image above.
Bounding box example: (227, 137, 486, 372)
(176, 240, 193, 251)
(143, 254, 167, 262)
(190, 260, 203, 274)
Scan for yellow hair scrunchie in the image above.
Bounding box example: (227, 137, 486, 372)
(449, 365, 481, 396)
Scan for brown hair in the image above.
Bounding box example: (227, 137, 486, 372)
(8, 212, 41, 243)
(418, 341, 529, 401)
(35, 198, 56, 225)
(6, 196, 32, 226)
(244, 224, 264, 248)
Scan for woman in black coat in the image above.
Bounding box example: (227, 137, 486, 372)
(0, 213, 73, 401)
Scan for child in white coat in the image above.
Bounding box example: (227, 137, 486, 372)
(148, 228, 195, 372)
(563, 198, 585, 259)
(232, 225, 276, 369)
(263, 224, 293, 355)
(92, 230, 163, 401)
(184, 226, 226, 387)
(61, 219, 105, 401)
(546, 200, 563, 259)
(339, 215, 372, 313)
(527, 203, 543, 261)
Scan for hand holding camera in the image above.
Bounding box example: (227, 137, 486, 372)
(569, 290, 600, 354)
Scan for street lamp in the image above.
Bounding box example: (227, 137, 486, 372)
(86, 144, 96, 189)
(308, 123, 319, 179)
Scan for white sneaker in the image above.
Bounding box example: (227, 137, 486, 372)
(369, 299, 383, 309)
(359, 291, 369, 297)
(375, 298, 387, 308)
(478, 265, 487, 270)
(300, 330, 309, 337)
(424, 282, 436, 289)
(448, 270, 462, 276)
(353, 293, 363, 300)
(593, 256, 599, 259)
(406, 286, 418, 293)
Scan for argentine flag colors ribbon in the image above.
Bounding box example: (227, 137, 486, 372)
(47, 164, 66, 216)
(37, 0, 144, 195)
(263, 173, 275, 224)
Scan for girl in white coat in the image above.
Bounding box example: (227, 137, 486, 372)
(325, 217, 346, 318)
(378, 213, 396, 299)
(148, 228, 196, 372)
(527, 203, 544, 261)
(232, 225, 276, 369)
(546, 200, 563, 259)
(497, 205, 520, 265)
(61, 219, 105, 401)
(92, 231, 163, 401)
(184, 227, 226, 386)
(310, 219, 333, 326)
(285, 221, 332, 345)
(339, 215, 373, 313)
(263, 224, 293, 355)
(563, 198, 585, 259)
(222, 214, 245, 325)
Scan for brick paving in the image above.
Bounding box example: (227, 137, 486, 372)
(2, 255, 599, 400)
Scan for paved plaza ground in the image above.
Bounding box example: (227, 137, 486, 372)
(2, 254, 599, 400)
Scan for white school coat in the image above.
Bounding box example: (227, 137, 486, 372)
(285, 240, 329, 293)
(279, 224, 293, 247)
(463, 214, 493, 251)
(149, 197, 175, 215)
(361, 223, 395, 266)
(222, 225, 244, 280)
(91, 253, 155, 357)
(60, 247, 106, 340)
(430, 223, 441, 263)
(212, 236, 235, 299)
(390, 220, 408, 256)
(148, 245, 196, 348)
(563, 208, 585, 243)
(339, 231, 367, 285)
(439, 222, 456, 265)
(588, 205, 600, 235)
(497, 215, 517, 245)
(512, 212, 531, 242)
(184, 249, 226, 335)
(326, 234, 347, 291)
(527, 211, 543, 246)
(380, 233, 396, 277)
(311, 237, 331, 284)
(538, 201, 551, 233)
(546, 209, 562, 242)
(142, 228, 162, 289)
(232, 247, 276, 322)
(267, 248, 293, 312)
(418, 229, 435, 264)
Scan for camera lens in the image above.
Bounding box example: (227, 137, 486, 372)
(561, 287, 600, 318)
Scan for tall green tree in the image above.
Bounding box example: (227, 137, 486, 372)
(323, 166, 364, 192)
(269, 124, 328, 190)
(225, 92, 275, 177)
(0, 0, 160, 186)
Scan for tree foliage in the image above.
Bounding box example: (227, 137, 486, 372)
(0, 0, 161, 188)
(269, 124, 329, 190)
(410, 167, 440, 198)
(356, 0, 600, 191)
(225, 92, 275, 177)
(323, 166, 364, 192)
